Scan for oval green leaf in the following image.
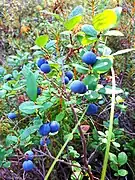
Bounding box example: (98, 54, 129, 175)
(118, 152, 127, 166)
(72, 63, 89, 74)
(26, 70, 37, 101)
(68, 5, 84, 19)
(35, 35, 49, 48)
(81, 24, 97, 37)
(83, 74, 98, 90)
(93, 58, 113, 74)
(19, 101, 43, 114)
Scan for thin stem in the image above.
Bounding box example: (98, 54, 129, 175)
(70, 104, 93, 180)
(101, 67, 116, 180)
(23, 171, 25, 180)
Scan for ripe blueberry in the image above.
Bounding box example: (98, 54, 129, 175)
(80, 85, 87, 94)
(64, 76, 69, 84)
(40, 138, 51, 146)
(22, 160, 34, 171)
(40, 64, 51, 73)
(65, 71, 73, 80)
(82, 51, 97, 65)
(8, 112, 17, 119)
(39, 123, 50, 136)
(37, 58, 48, 68)
(70, 80, 86, 94)
(50, 121, 60, 133)
(86, 104, 98, 115)
(24, 150, 34, 160)
(37, 87, 41, 95)
(114, 113, 119, 118)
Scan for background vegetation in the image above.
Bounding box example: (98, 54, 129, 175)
(0, 0, 135, 179)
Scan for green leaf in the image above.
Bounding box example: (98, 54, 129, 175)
(3, 161, 11, 168)
(93, 58, 113, 74)
(110, 162, 118, 171)
(56, 111, 65, 121)
(64, 15, 82, 30)
(81, 36, 97, 46)
(68, 5, 84, 19)
(93, 9, 117, 31)
(26, 69, 37, 101)
(83, 74, 98, 90)
(104, 30, 124, 36)
(72, 63, 89, 74)
(97, 44, 112, 56)
(109, 153, 118, 164)
(19, 101, 43, 114)
(30, 45, 41, 50)
(6, 135, 18, 146)
(98, 131, 106, 137)
(112, 141, 120, 148)
(81, 24, 97, 37)
(99, 85, 123, 95)
(112, 48, 135, 56)
(118, 152, 127, 166)
(20, 128, 31, 140)
(0, 90, 6, 98)
(43, 102, 53, 110)
(35, 35, 49, 48)
(118, 169, 128, 176)
(20, 126, 39, 140)
(85, 91, 100, 100)
(46, 40, 56, 49)
(64, 133, 73, 142)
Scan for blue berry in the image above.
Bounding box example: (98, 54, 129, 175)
(80, 85, 87, 94)
(39, 123, 51, 136)
(24, 151, 34, 160)
(64, 76, 69, 84)
(65, 71, 73, 80)
(86, 104, 98, 115)
(82, 51, 97, 65)
(70, 80, 86, 94)
(40, 138, 51, 146)
(22, 160, 34, 172)
(37, 58, 48, 68)
(114, 113, 119, 118)
(40, 64, 51, 73)
(8, 112, 17, 119)
(37, 87, 41, 95)
(50, 121, 60, 133)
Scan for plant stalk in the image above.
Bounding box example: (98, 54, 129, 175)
(101, 67, 116, 180)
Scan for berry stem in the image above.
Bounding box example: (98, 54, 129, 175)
(101, 67, 116, 180)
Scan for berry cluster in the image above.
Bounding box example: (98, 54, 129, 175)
(69, 51, 97, 94)
(39, 121, 60, 146)
(64, 70, 74, 85)
(39, 121, 60, 136)
(23, 151, 34, 172)
(37, 58, 51, 73)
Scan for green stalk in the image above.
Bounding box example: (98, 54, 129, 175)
(44, 108, 87, 180)
(101, 67, 116, 180)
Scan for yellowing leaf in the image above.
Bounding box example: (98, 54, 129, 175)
(64, 15, 82, 30)
(92, 9, 117, 31)
(116, 96, 124, 103)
